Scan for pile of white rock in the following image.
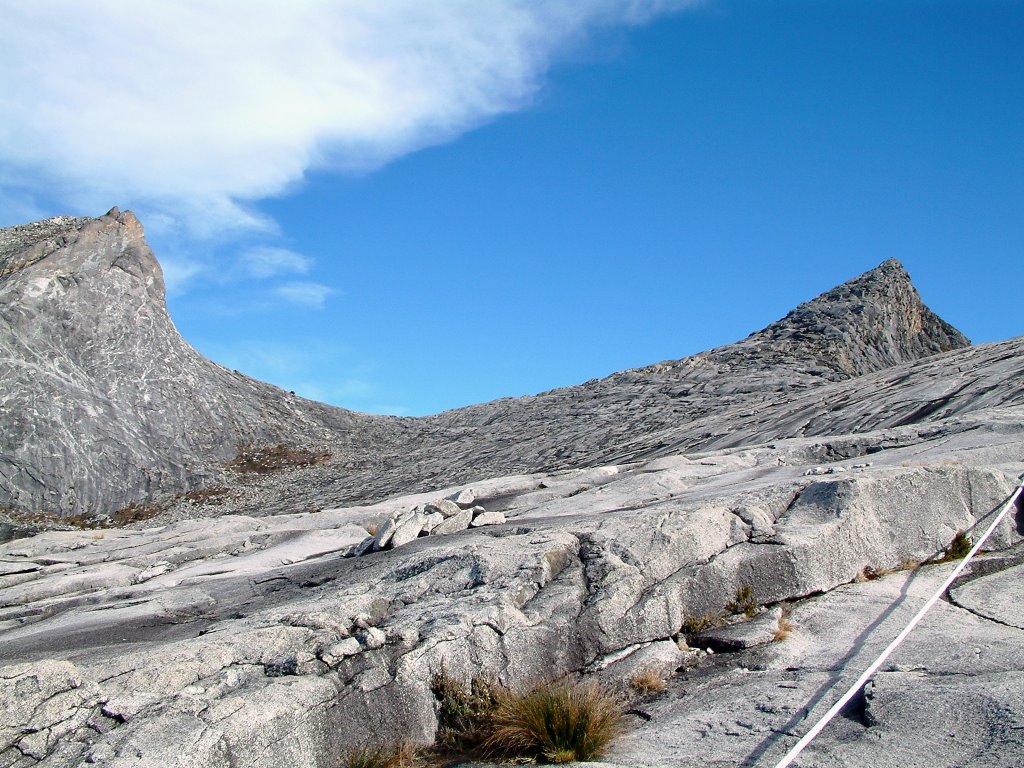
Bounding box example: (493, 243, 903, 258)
(348, 488, 506, 557)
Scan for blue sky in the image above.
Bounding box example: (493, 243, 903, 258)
(2, 1, 1021, 415)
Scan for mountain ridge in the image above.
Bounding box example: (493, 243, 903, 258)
(0, 209, 973, 518)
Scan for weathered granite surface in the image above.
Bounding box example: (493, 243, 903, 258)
(1, 209, 1022, 767)
(0, 211, 976, 519)
(1, 415, 1021, 766)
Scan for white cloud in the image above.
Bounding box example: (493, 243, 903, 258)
(235, 246, 312, 279)
(160, 256, 205, 294)
(275, 281, 334, 309)
(0, 1, 697, 234)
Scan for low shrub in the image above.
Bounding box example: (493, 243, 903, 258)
(481, 679, 624, 764)
(430, 670, 499, 753)
(936, 531, 972, 563)
(681, 611, 724, 635)
(725, 586, 757, 618)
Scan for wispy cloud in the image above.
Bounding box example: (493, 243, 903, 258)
(234, 246, 312, 279)
(160, 256, 205, 294)
(274, 281, 335, 309)
(0, 1, 698, 234)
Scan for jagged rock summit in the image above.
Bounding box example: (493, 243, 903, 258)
(0, 209, 974, 522)
(720, 257, 969, 378)
(0, 209, 379, 517)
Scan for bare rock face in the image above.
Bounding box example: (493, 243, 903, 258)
(0, 210, 977, 520)
(0, 208, 1022, 767)
(0, 209, 384, 516)
(721, 258, 970, 378)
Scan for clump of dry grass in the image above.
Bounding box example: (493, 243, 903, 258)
(481, 679, 624, 764)
(629, 669, 668, 694)
(773, 612, 795, 642)
(341, 742, 419, 768)
(856, 559, 922, 583)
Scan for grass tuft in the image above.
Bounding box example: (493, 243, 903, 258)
(481, 679, 624, 764)
(629, 669, 668, 694)
(773, 613, 795, 642)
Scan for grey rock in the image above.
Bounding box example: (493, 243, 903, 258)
(448, 488, 477, 508)
(372, 517, 398, 551)
(950, 562, 1024, 630)
(469, 510, 505, 527)
(690, 609, 783, 652)
(421, 511, 445, 533)
(0, 209, 379, 517)
(0, 212, 997, 524)
(389, 511, 426, 548)
(352, 535, 376, 557)
(430, 507, 473, 536)
(2, 210, 1024, 768)
(424, 499, 463, 518)
(358, 627, 387, 650)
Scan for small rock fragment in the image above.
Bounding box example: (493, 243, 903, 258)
(422, 511, 445, 533)
(470, 510, 506, 527)
(359, 627, 386, 650)
(372, 517, 399, 551)
(448, 488, 477, 507)
(425, 499, 463, 518)
(432, 508, 473, 535)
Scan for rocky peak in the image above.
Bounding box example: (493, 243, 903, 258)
(0, 208, 373, 516)
(719, 258, 970, 378)
(0, 213, 91, 279)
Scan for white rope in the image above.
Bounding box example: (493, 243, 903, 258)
(772, 475, 1024, 768)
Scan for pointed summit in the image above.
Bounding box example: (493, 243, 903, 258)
(720, 259, 970, 378)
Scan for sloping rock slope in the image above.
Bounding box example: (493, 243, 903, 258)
(0, 210, 974, 520)
(0, 209, 1022, 767)
(0, 405, 1022, 767)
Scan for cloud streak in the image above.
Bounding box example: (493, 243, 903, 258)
(234, 246, 312, 279)
(275, 281, 335, 309)
(0, 0, 697, 234)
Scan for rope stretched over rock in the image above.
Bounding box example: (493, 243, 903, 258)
(772, 474, 1024, 768)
